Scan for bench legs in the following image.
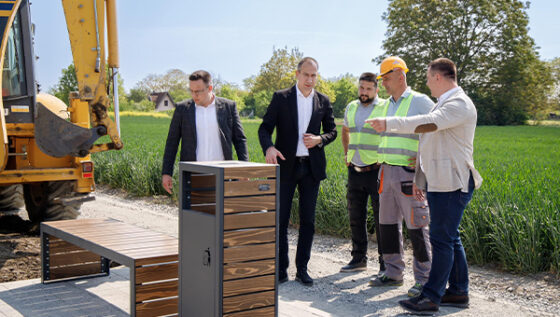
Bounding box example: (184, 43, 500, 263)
(132, 258, 179, 317)
(41, 233, 110, 283)
(40, 232, 179, 316)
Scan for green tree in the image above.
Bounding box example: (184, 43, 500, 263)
(249, 47, 302, 117)
(128, 87, 149, 103)
(316, 78, 336, 105)
(129, 68, 191, 110)
(136, 68, 188, 92)
(249, 47, 336, 117)
(548, 57, 560, 113)
(133, 69, 190, 104)
(49, 64, 77, 105)
(254, 90, 274, 118)
(330, 74, 358, 118)
(377, 0, 554, 125)
(252, 47, 302, 93)
(50, 64, 127, 113)
(216, 82, 248, 112)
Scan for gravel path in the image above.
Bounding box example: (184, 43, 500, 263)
(79, 188, 560, 316)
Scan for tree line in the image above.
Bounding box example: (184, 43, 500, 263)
(50, 0, 559, 125)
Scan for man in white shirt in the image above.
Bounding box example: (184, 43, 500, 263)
(368, 58, 482, 314)
(161, 70, 248, 194)
(258, 57, 337, 286)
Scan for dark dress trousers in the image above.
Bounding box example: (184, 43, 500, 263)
(162, 97, 248, 176)
(258, 86, 337, 273)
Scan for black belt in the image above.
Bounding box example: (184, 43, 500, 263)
(350, 163, 379, 173)
(296, 156, 309, 163)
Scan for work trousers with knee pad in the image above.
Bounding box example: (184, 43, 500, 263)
(378, 164, 432, 284)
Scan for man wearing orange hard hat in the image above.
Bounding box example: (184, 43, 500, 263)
(377, 56, 409, 79)
(367, 56, 434, 299)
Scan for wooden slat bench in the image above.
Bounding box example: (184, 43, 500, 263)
(41, 218, 178, 317)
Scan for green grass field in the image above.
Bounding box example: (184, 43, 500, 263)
(93, 114, 560, 275)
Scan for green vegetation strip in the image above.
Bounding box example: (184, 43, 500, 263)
(93, 116, 560, 275)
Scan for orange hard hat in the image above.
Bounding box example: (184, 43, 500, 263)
(377, 56, 409, 79)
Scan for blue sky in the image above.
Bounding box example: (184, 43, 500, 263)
(30, 1, 559, 91)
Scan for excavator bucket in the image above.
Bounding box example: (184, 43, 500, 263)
(35, 102, 105, 157)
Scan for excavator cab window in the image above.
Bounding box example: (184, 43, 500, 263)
(2, 12, 27, 98)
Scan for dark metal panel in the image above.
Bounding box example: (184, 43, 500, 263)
(179, 162, 222, 175)
(130, 260, 136, 317)
(178, 161, 279, 317)
(178, 166, 186, 314)
(275, 164, 280, 317)
(216, 167, 224, 316)
(180, 208, 216, 317)
(101, 257, 110, 275)
(41, 230, 49, 282)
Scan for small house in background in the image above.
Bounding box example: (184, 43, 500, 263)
(149, 92, 175, 112)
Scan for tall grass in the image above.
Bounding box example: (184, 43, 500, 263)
(93, 116, 170, 196)
(463, 126, 560, 273)
(93, 116, 560, 275)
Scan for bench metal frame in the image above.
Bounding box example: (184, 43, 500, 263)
(41, 219, 179, 317)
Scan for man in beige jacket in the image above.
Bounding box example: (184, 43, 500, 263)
(367, 58, 482, 315)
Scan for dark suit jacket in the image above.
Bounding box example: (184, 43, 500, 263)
(162, 97, 248, 176)
(258, 86, 337, 182)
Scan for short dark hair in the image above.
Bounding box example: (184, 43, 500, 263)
(189, 70, 212, 86)
(359, 72, 378, 86)
(428, 58, 457, 82)
(297, 57, 319, 71)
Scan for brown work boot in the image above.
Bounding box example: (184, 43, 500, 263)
(441, 289, 469, 308)
(399, 294, 439, 315)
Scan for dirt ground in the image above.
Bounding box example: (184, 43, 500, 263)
(0, 187, 559, 316)
(0, 233, 40, 283)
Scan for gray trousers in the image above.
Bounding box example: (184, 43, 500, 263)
(378, 164, 432, 284)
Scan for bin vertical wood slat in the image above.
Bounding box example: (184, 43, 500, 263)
(179, 161, 278, 317)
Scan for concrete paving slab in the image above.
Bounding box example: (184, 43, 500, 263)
(0, 268, 129, 317)
(0, 264, 550, 317)
(0, 267, 335, 317)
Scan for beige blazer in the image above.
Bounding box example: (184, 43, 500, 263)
(385, 87, 482, 193)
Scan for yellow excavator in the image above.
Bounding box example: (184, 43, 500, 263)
(0, 0, 122, 226)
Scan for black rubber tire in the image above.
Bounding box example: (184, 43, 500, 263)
(23, 181, 81, 223)
(0, 185, 24, 213)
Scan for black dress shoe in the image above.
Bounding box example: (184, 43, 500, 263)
(278, 271, 288, 284)
(295, 270, 313, 286)
(398, 294, 439, 315)
(340, 257, 367, 272)
(441, 289, 469, 308)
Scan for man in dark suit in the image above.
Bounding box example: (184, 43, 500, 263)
(258, 57, 337, 286)
(161, 70, 248, 194)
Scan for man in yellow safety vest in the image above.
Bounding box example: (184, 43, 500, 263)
(340, 72, 386, 275)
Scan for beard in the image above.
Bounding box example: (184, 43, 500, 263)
(359, 94, 374, 104)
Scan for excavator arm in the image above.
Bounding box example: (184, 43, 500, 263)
(34, 0, 122, 157)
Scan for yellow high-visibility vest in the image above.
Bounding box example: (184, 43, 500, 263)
(377, 92, 420, 166)
(346, 98, 386, 165)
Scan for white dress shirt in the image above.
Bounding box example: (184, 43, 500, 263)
(295, 84, 314, 157)
(435, 87, 460, 110)
(195, 96, 224, 161)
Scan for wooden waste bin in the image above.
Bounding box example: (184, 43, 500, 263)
(179, 161, 279, 317)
